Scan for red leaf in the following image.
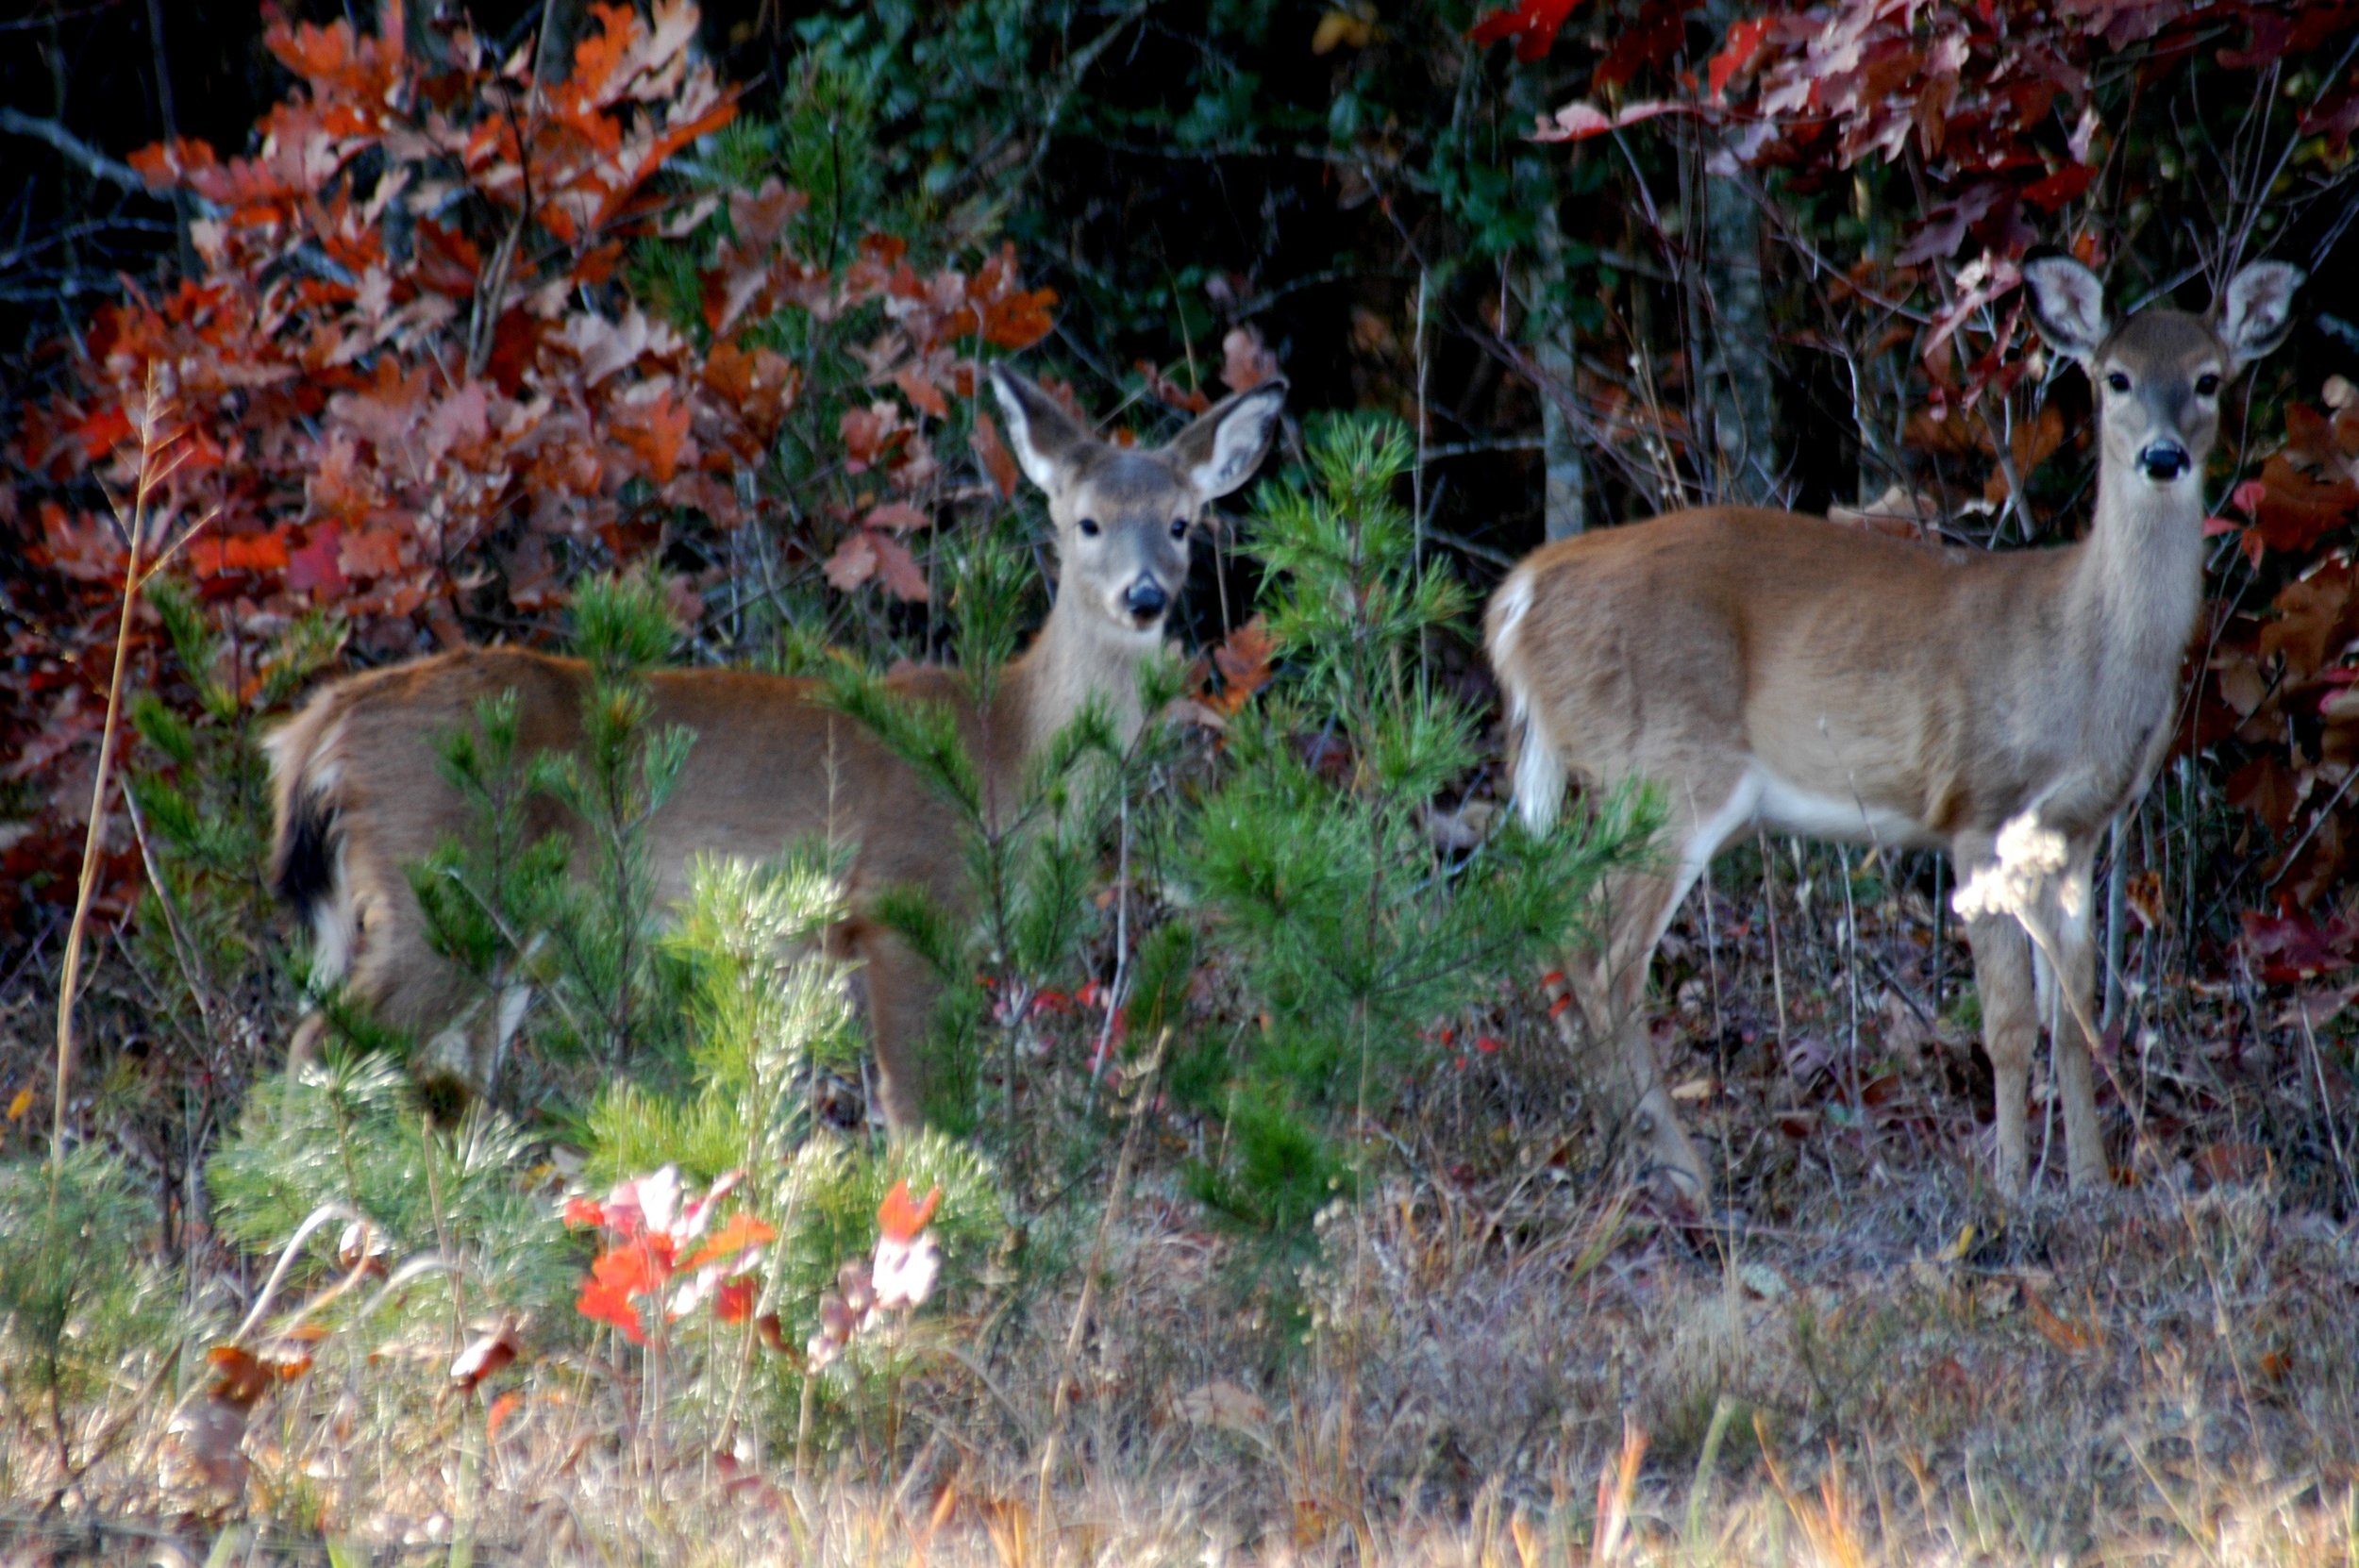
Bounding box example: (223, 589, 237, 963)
(2021, 163, 2098, 211)
(486, 1389, 523, 1440)
(1469, 0, 1584, 61)
(713, 1280, 755, 1323)
(2242, 910, 2359, 984)
(877, 1179, 944, 1244)
(563, 1195, 607, 1229)
(1709, 16, 1773, 101)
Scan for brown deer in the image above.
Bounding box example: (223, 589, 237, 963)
(1484, 256, 2300, 1198)
(268, 366, 1289, 1126)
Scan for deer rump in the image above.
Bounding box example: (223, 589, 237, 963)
(266, 648, 972, 1090)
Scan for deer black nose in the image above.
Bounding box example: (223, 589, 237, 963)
(2140, 442, 2190, 482)
(1124, 579, 1169, 621)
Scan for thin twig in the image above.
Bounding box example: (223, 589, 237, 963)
(52, 373, 168, 1178)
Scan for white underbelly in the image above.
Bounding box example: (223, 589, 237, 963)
(1744, 768, 1933, 851)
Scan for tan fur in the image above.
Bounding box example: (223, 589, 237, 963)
(271, 369, 1288, 1127)
(1485, 258, 2300, 1199)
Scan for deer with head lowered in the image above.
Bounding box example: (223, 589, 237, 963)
(268, 366, 1288, 1126)
(1484, 256, 2300, 1199)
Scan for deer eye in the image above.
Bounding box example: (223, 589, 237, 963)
(1169, 516, 1190, 539)
(2105, 371, 2132, 393)
(1078, 517, 1101, 539)
(2196, 373, 2221, 397)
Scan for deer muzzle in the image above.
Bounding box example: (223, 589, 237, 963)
(1123, 578, 1170, 625)
(2138, 441, 2191, 483)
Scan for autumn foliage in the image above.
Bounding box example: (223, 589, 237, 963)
(0, 0, 1054, 921)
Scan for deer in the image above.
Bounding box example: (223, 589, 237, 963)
(267, 366, 1289, 1128)
(1483, 255, 2300, 1200)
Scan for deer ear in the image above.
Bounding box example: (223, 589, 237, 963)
(2215, 260, 2303, 369)
(991, 366, 1093, 494)
(1168, 377, 1289, 503)
(2021, 255, 2109, 366)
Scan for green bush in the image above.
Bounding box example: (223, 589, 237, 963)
(1179, 417, 1657, 1231)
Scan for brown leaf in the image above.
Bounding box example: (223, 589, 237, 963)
(895, 363, 951, 420)
(869, 532, 931, 602)
(972, 409, 1020, 501)
(864, 501, 932, 533)
(1220, 325, 1280, 392)
(1135, 359, 1212, 415)
(824, 531, 878, 592)
(2259, 562, 2359, 678)
(451, 1318, 521, 1392)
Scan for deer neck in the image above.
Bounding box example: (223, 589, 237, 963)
(2068, 461, 2206, 673)
(991, 593, 1159, 773)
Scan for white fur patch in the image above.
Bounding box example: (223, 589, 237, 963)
(1512, 698, 1568, 834)
(1490, 572, 1566, 830)
(1490, 572, 1533, 654)
(1751, 768, 1931, 849)
(309, 847, 356, 986)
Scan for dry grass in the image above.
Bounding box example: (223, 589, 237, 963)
(4, 841, 2357, 1567)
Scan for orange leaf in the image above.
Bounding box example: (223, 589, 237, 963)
(1707, 15, 1772, 100)
(6, 1088, 30, 1123)
(895, 363, 951, 420)
(678, 1212, 778, 1273)
(1209, 616, 1277, 711)
(576, 1279, 646, 1343)
(615, 389, 692, 485)
(591, 1238, 666, 1296)
(486, 1389, 523, 1441)
(878, 1179, 945, 1244)
(187, 530, 293, 578)
(972, 410, 1020, 501)
(713, 1280, 755, 1323)
(1221, 326, 1280, 392)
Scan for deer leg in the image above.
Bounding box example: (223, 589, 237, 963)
(287, 1012, 327, 1076)
(1956, 833, 2040, 1195)
(845, 922, 934, 1138)
(2047, 839, 2107, 1191)
(1556, 782, 1741, 1199)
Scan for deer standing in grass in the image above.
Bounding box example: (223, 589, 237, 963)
(1484, 256, 2300, 1198)
(269, 367, 1288, 1126)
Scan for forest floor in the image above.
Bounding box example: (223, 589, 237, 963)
(2, 845, 2355, 1568)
